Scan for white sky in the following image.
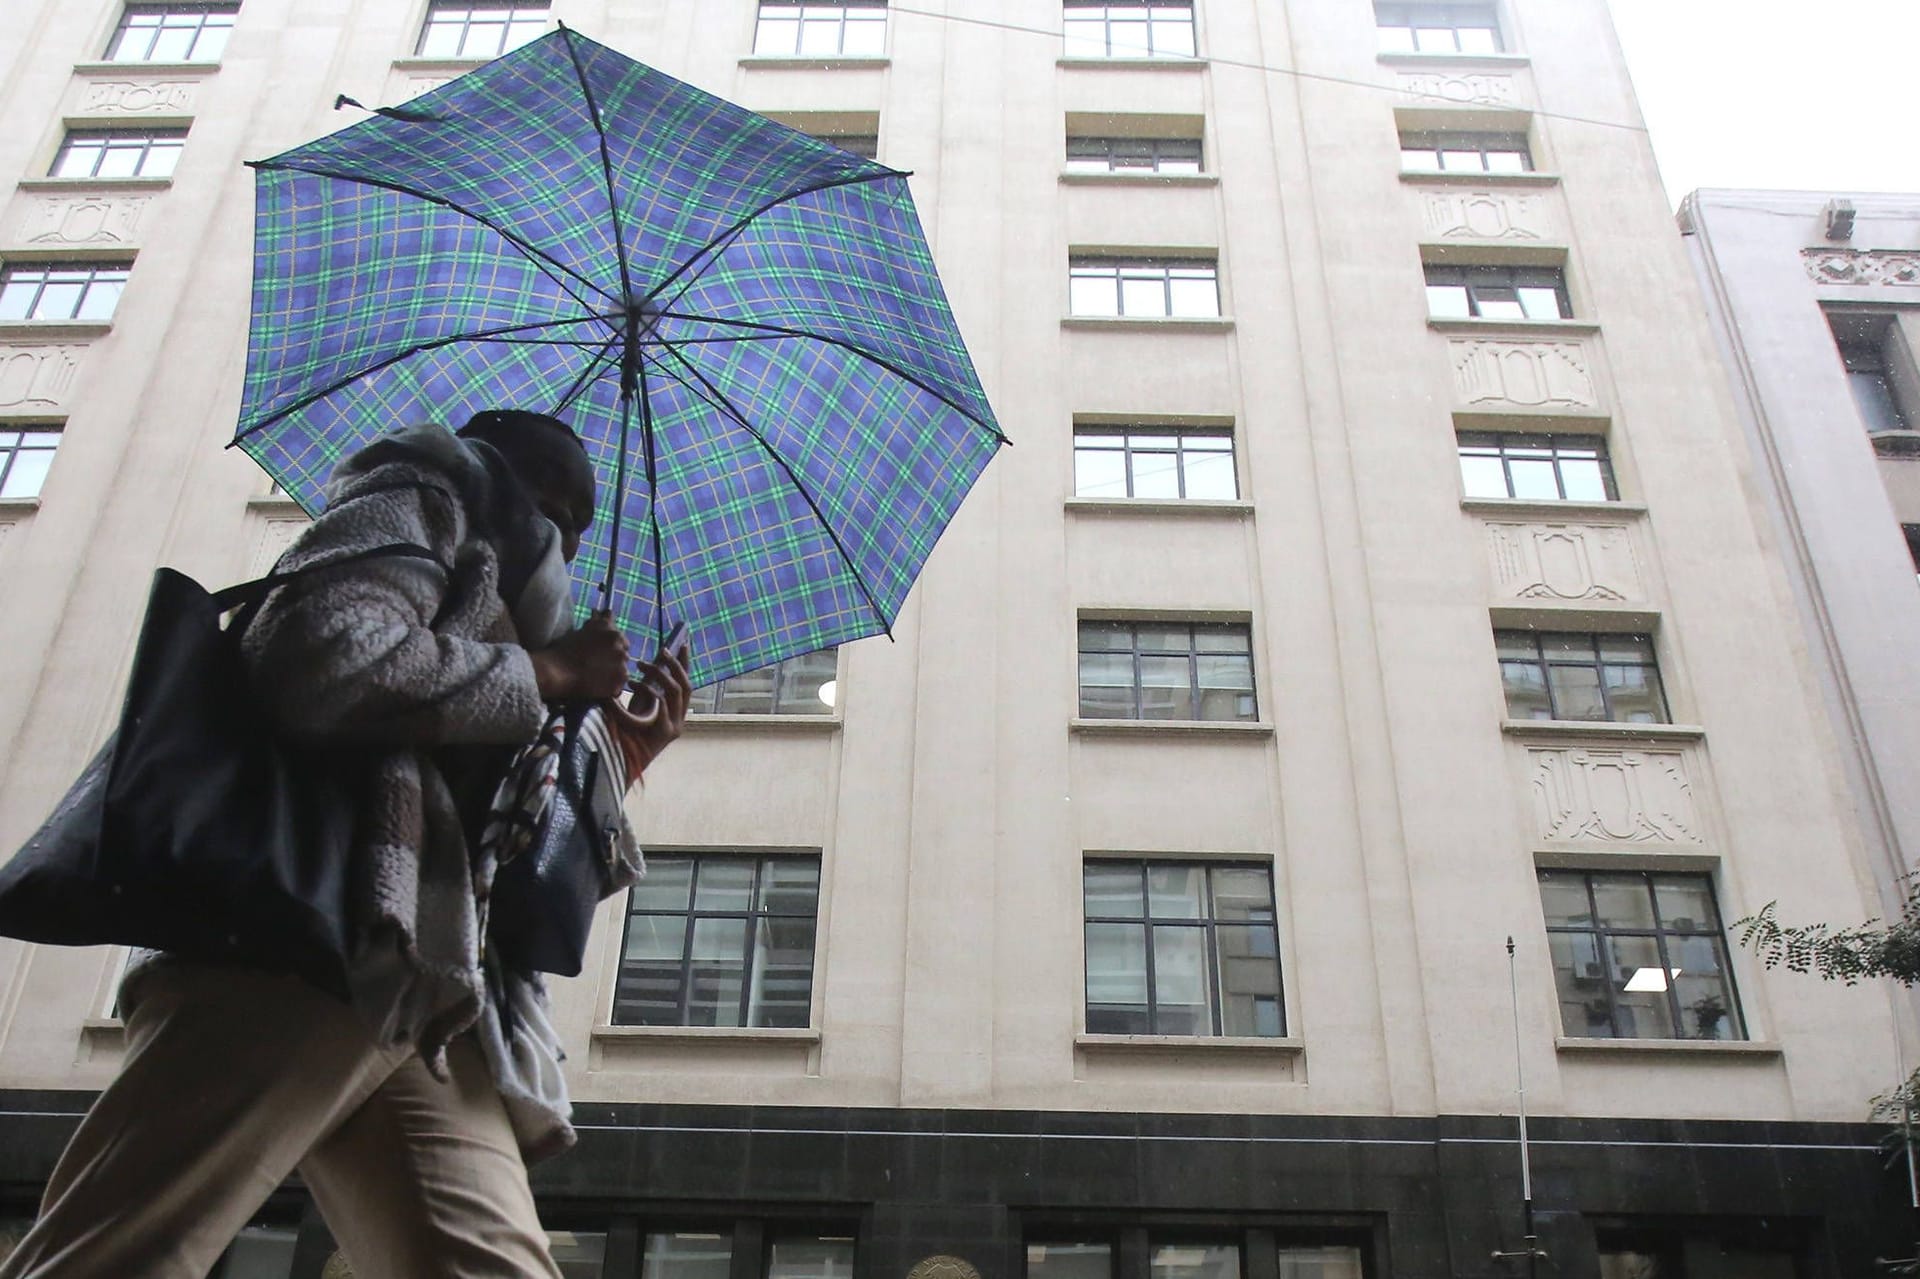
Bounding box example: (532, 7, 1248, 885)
(1605, 0, 1920, 208)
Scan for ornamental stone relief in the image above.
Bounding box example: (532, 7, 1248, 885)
(249, 516, 311, 576)
(0, 346, 82, 411)
(1804, 249, 1920, 286)
(1420, 189, 1546, 240)
(906, 1258, 983, 1279)
(1450, 340, 1598, 409)
(1486, 521, 1643, 603)
(1530, 745, 1704, 846)
(78, 79, 199, 115)
(1397, 72, 1516, 107)
(16, 194, 152, 246)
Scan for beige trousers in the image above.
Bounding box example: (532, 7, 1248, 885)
(0, 963, 562, 1279)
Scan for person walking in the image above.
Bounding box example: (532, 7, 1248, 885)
(0, 409, 690, 1279)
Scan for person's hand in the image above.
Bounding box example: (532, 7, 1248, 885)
(604, 643, 692, 778)
(529, 612, 631, 703)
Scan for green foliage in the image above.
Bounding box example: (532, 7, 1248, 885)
(1736, 891, 1920, 986)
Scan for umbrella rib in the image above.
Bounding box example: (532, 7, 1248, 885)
(557, 26, 638, 320)
(655, 311, 1009, 445)
(232, 313, 622, 442)
(248, 158, 615, 309)
(553, 330, 623, 417)
(647, 341, 894, 640)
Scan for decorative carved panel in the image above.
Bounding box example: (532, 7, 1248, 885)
(14, 194, 152, 247)
(1450, 340, 1599, 409)
(1397, 72, 1516, 107)
(1530, 744, 1704, 846)
(1419, 189, 1548, 241)
(1486, 520, 1644, 603)
(248, 516, 310, 575)
(76, 78, 200, 115)
(0, 345, 83, 412)
(907, 1259, 982, 1279)
(1804, 249, 1920, 287)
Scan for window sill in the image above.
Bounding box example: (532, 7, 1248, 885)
(79, 1018, 125, 1046)
(390, 56, 492, 72)
(1065, 497, 1252, 518)
(1062, 316, 1234, 334)
(1377, 51, 1531, 69)
(1059, 172, 1219, 189)
(1427, 317, 1600, 335)
(1399, 170, 1560, 188)
(592, 1025, 820, 1045)
(0, 321, 114, 339)
(1461, 498, 1646, 519)
(685, 713, 841, 733)
(0, 497, 43, 513)
(738, 55, 890, 71)
(1869, 430, 1920, 458)
(71, 60, 223, 76)
(1555, 1037, 1781, 1059)
(16, 177, 174, 193)
(1501, 719, 1705, 743)
(1077, 1033, 1302, 1054)
(246, 494, 309, 512)
(1071, 718, 1273, 738)
(1056, 56, 1208, 72)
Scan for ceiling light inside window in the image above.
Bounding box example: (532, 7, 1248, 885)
(1623, 966, 1679, 993)
(817, 679, 838, 709)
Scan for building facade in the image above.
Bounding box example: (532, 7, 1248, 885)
(0, 3, 1911, 1277)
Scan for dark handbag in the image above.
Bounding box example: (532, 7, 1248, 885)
(0, 543, 442, 1000)
(487, 705, 622, 978)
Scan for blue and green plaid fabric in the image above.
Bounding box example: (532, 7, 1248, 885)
(237, 27, 1003, 687)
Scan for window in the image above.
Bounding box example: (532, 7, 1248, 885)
(105, 4, 237, 62)
(0, 431, 60, 499)
(1069, 258, 1219, 319)
(1030, 1236, 1363, 1279)
(1150, 1243, 1240, 1279)
(1457, 432, 1615, 501)
(643, 1232, 734, 1279)
(815, 134, 878, 160)
(1830, 316, 1914, 435)
(1424, 264, 1570, 320)
(1539, 870, 1745, 1041)
(1066, 136, 1203, 174)
(1398, 129, 1531, 173)
(1029, 1243, 1114, 1279)
(546, 1229, 608, 1279)
(1375, 2, 1502, 54)
(1074, 426, 1237, 499)
(767, 1237, 857, 1279)
(1085, 861, 1284, 1037)
(1063, 2, 1196, 58)
(51, 129, 186, 179)
(0, 264, 130, 322)
(1274, 1249, 1363, 1279)
(689, 649, 837, 715)
(615, 854, 820, 1028)
(1495, 630, 1668, 723)
(1078, 620, 1256, 721)
(753, 2, 887, 56)
(416, 1, 549, 58)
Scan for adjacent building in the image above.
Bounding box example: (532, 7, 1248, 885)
(0, 3, 1912, 1277)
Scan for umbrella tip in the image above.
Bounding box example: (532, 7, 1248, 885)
(334, 93, 361, 112)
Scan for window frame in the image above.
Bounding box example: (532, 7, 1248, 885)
(1539, 868, 1748, 1042)
(0, 263, 132, 323)
(1082, 858, 1287, 1038)
(1065, 136, 1204, 175)
(1073, 425, 1238, 500)
(1061, 1, 1198, 60)
(1068, 257, 1221, 320)
(50, 128, 188, 180)
(1077, 620, 1258, 722)
(613, 853, 822, 1030)
(1456, 431, 1617, 502)
(1424, 263, 1572, 321)
(1831, 317, 1916, 436)
(1495, 629, 1670, 724)
(0, 428, 62, 500)
(1374, 1, 1504, 54)
(752, 1, 890, 57)
(414, 0, 551, 59)
(103, 3, 238, 63)
(1397, 129, 1532, 174)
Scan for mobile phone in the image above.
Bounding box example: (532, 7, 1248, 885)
(629, 621, 691, 698)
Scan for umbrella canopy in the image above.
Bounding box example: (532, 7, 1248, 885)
(236, 26, 1004, 687)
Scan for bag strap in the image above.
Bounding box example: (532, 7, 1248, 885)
(211, 542, 446, 614)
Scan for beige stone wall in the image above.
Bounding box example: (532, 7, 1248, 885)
(0, 0, 1902, 1129)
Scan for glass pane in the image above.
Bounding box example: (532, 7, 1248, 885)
(1085, 922, 1151, 1033)
(1669, 935, 1738, 1039)
(0, 281, 34, 321)
(1148, 864, 1206, 918)
(1121, 275, 1168, 317)
(1440, 148, 1487, 172)
(750, 916, 816, 1028)
(1458, 451, 1509, 498)
(644, 1232, 733, 1279)
(1413, 25, 1459, 52)
(1078, 651, 1136, 719)
(1596, 633, 1653, 662)
(77, 279, 125, 321)
(150, 25, 197, 61)
(1070, 273, 1118, 316)
(1486, 149, 1527, 173)
(1130, 448, 1181, 499)
(1194, 626, 1249, 653)
(1499, 660, 1552, 720)
(1457, 25, 1498, 53)
(1608, 935, 1678, 1038)
(843, 12, 888, 55)
(1137, 654, 1194, 720)
(717, 665, 776, 714)
(1062, 16, 1107, 58)
(549, 1230, 608, 1279)
(1079, 620, 1133, 651)
(143, 140, 184, 177)
(0, 447, 54, 499)
(1400, 147, 1439, 170)
(687, 918, 748, 1026)
(1547, 930, 1613, 1037)
(1591, 874, 1657, 929)
(1474, 291, 1527, 321)
(1851, 371, 1909, 432)
(631, 857, 693, 912)
(1195, 655, 1255, 720)
(1108, 15, 1151, 56)
(1215, 924, 1282, 1036)
(1602, 664, 1667, 723)
(53, 141, 103, 178)
(1518, 286, 1566, 320)
(35, 281, 84, 320)
(1275, 1247, 1363, 1279)
(758, 858, 820, 914)
(1151, 1244, 1240, 1279)
(1377, 24, 1416, 52)
(1134, 623, 1189, 652)
(1537, 872, 1593, 928)
(1426, 285, 1470, 318)
(776, 649, 837, 714)
(1151, 925, 1214, 1034)
(1029, 1243, 1114, 1279)
(768, 1238, 855, 1279)
(1182, 448, 1237, 499)
(421, 21, 465, 56)
(211, 1225, 298, 1279)
(1167, 274, 1218, 318)
(798, 15, 842, 54)
(1654, 877, 1718, 932)
(194, 23, 232, 60)
(755, 16, 801, 53)
(1506, 456, 1562, 500)
(1210, 866, 1272, 922)
(1085, 863, 1146, 918)
(694, 859, 755, 912)
(1075, 445, 1129, 498)
(1546, 664, 1607, 720)
(1558, 456, 1610, 501)
(1494, 630, 1538, 660)
(97, 145, 143, 178)
(618, 918, 687, 1023)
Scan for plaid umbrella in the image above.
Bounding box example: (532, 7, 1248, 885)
(235, 26, 1004, 687)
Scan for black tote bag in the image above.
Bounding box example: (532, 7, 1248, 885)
(0, 544, 441, 1000)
